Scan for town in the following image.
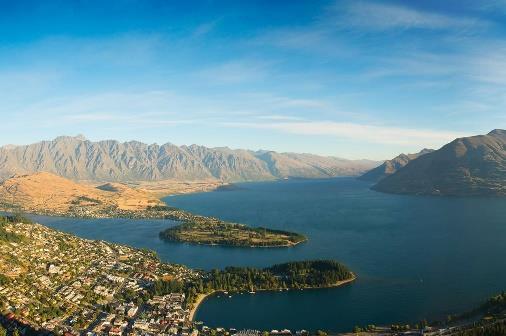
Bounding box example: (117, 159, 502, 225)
(0, 217, 320, 336)
(0, 217, 201, 335)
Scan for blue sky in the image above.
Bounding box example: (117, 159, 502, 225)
(1, 0, 505, 160)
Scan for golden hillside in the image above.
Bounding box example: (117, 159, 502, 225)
(0, 172, 163, 213)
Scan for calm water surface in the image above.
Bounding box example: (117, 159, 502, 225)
(34, 178, 506, 332)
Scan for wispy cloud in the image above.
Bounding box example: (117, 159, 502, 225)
(5, 90, 209, 131)
(255, 115, 306, 121)
(0, 70, 63, 102)
(196, 60, 272, 84)
(468, 47, 506, 85)
(252, 27, 349, 57)
(23, 91, 180, 118)
(338, 1, 488, 31)
(363, 40, 506, 90)
(192, 20, 220, 37)
(222, 120, 464, 147)
(253, 0, 488, 57)
(473, 0, 506, 13)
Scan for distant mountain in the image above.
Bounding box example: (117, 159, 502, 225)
(0, 136, 379, 182)
(359, 148, 434, 182)
(373, 129, 506, 196)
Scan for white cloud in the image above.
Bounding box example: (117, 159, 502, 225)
(222, 120, 464, 147)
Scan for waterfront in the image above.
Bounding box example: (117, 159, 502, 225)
(36, 178, 506, 332)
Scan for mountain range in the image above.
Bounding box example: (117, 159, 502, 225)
(359, 148, 434, 182)
(373, 129, 506, 196)
(0, 136, 379, 182)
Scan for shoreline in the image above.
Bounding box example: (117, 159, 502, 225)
(2, 207, 308, 248)
(189, 273, 357, 322)
(189, 291, 216, 321)
(1, 207, 308, 248)
(160, 236, 308, 248)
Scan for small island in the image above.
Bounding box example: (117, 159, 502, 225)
(159, 221, 307, 247)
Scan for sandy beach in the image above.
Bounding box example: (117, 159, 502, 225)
(189, 292, 215, 321)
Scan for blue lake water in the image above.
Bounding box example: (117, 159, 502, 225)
(33, 178, 506, 332)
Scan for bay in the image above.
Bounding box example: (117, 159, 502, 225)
(33, 178, 506, 332)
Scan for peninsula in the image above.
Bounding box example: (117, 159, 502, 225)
(188, 260, 355, 320)
(160, 222, 307, 247)
(0, 172, 307, 247)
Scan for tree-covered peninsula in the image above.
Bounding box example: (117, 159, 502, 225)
(159, 221, 307, 247)
(203, 260, 355, 291)
(150, 260, 355, 321)
(152, 260, 355, 305)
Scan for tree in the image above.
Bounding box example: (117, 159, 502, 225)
(0, 325, 6, 336)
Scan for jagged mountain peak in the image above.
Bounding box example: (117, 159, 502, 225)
(0, 136, 380, 182)
(54, 134, 88, 142)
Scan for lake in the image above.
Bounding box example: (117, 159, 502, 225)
(34, 178, 506, 332)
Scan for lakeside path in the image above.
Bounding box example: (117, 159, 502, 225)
(190, 273, 357, 322)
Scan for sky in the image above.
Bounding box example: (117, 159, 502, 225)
(0, 0, 505, 160)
